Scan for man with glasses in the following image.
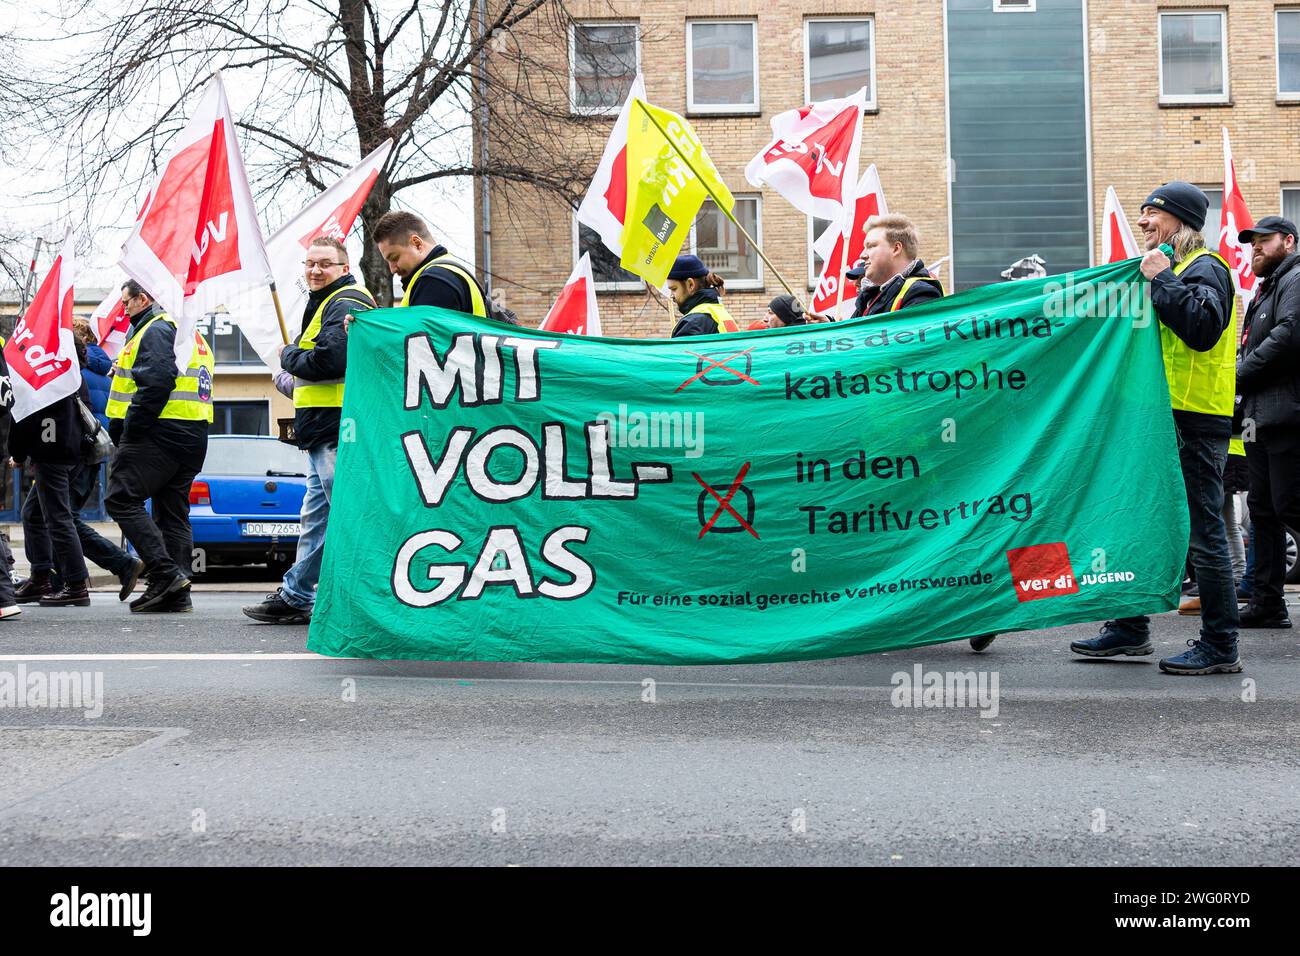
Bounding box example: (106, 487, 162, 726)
(243, 237, 375, 624)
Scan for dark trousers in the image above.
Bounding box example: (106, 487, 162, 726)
(1244, 426, 1300, 613)
(105, 436, 206, 581)
(1121, 414, 1239, 647)
(22, 461, 89, 585)
(70, 464, 133, 577)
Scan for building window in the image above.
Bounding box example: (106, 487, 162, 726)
(1195, 186, 1224, 248)
(1158, 11, 1229, 104)
(576, 221, 643, 291)
(808, 216, 834, 287)
(570, 22, 639, 115)
(805, 18, 874, 105)
(211, 400, 270, 436)
(691, 197, 762, 290)
(686, 20, 759, 113)
(1278, 10, 1300, 98)
(196, 309, 261, 366)
(1282, 185, 1300, 225)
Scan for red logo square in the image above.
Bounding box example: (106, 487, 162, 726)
(1007, 542, 1079, 603)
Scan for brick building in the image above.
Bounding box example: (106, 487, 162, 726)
(476, 0, 1300, 335)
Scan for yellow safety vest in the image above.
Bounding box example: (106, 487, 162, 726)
(105, 313, 215, 423)
(684, 301, 739, 334)
(399, 254, 487, 316)
(293, 283, 375, 409)
(889, 275, 945, 311)
(1159, 249, 1237, 416)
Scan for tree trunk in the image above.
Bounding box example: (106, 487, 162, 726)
(359, 185, 394, 306)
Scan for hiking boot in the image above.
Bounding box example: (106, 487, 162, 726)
(130, 574, 191, 612)
(38, 582, 91, 607)
(969, 633, 998, 652)
(118, 557, 146, 602)
(1070, 621, 1153, 657)
(1159, 639, 1243, 675)
(135, 589, 192, 613)
(14, 572, 51, 604)
(242, 591, 311, 624)
(1237, 604, 1292, 629)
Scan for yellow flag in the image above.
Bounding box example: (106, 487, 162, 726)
(620, 99, 735, 288)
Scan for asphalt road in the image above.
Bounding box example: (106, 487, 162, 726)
(0, 592, 1296, 866)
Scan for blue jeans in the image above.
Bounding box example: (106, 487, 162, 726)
(1121, 413, 1239, 648)
(280, 442, 336, 610)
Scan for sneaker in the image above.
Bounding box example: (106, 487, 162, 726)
(1237, 604, 1292, 629)
(38, 583, 91, 608)
(130, 574, 191, 612)
(1177, 594, 1201, 616)
(1070, 621, 1153, 657)
(242, 592, 311, 625)
(0, 606, 21, 620)
(13, 574, 51, 604)
(1159, 639, 1243, 675)
(135, 589, 192, 613)
(118, 558, 146, 602)
(969, 633, 998, 652)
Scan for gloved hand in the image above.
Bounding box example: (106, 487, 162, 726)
(274, 370, 295, 398)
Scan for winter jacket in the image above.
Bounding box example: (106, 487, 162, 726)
(1237, 252, 1300, 430)
(9, 382, 90, 465)
(81, 342, 112, 429)
(1149, 249, 1235, 425)
(852, 259, 944, 317)
(107, 304, 209, 454)
(402, 246, 477, 312)
(671, 288, 731, 337)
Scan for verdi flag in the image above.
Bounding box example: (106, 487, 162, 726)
(620, 99, 733, 287)
(309, 258, 1188, 665)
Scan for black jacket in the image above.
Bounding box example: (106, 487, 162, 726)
(1150, 250, 1235, 425)
(402, 246, 477, 313)
(852, 260, 944, 317)
(107, 304, 209, 453)
(1237, 253, 1300, 430)
(280, 273, 374, 450)
(10, 382, 90, 465)
(671, 288, 728, 337)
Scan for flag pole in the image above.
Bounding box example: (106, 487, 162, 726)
(269, 282, 290, 344)
(18, 237, 44, 317)
(633, 101, 806, 309)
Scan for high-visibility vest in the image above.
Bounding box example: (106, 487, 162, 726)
(399, 254, 487, 316)
(889, 275, 945, 311)
(1159, 249, 1237, 416)
(293, 283, 375, 409)
(684, 301, 738, 333)
(105, 313, 215, 423)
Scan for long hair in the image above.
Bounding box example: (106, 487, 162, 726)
(1170, 225, 1206, 264)
(687, 272, 726, 296)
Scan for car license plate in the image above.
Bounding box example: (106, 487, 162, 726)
(241, 522, 301, 537)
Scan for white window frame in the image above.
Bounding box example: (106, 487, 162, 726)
(689, 195, 764, 291)
(803, 17, 877, 109)
(572, 216, 643, 293)
(569, 21, 641, 117)
(994, 0, 1036, 11)
(1158, 9, 1230, 105)
(686, 19, 760, 114)
(1195, 183, 1224, 247)
(807, 217, 838, 289)
(1277, 9, 1300, 99)
(1280, 183, 1300, 219)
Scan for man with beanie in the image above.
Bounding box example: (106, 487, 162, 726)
(849, 215, 944, 318)
(1234, 216, 1300, 629)
(1070, 181, 1241, 674)
(766, 294, 806, 328)
(666, 255, 739, 337)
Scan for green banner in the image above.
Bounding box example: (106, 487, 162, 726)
(308, 259, 1188, 664)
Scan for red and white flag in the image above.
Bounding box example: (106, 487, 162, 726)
(90, 291, 131, 358)
(745, 88, 867, 224)
(809, 164, 887, 318)
(4, 230, 82, 422)
(1102, 186, 1140, 263)
(1219, 128, 1258, 307)
(118, 72, 274, 372)
(576, 75, 645, 259)
(539, 252, 601, 336)
(229, 139, 393, 370)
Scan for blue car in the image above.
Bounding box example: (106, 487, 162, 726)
(187, 435, 309, 576)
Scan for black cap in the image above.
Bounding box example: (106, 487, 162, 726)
(768, 294, 805, 326)
(668, 255, 709, 281)
(845, 258, 866, 281)
(1239, 215, 1299, 243)
(1141, 181, 1209, 232)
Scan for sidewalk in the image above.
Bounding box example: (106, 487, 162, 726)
(2, 520, 124, 588)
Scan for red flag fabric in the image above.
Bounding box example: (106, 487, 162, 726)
(90, 291, 132, 358)
(1102, 186, 1140, 263)
(745, 89, 867, 223)
(1219, 128, 1257, 307)
(810, 165, 887, 318)
(119, 72, 273, 372)
(540, 252, 602, 336)
(577, 75, 646, 259)
(4, 230, 82, 421)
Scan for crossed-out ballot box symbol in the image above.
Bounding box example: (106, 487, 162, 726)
(693, 462, 759, 539)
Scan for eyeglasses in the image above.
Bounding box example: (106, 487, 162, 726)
(303, 260, 345, 270)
